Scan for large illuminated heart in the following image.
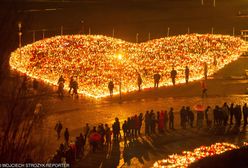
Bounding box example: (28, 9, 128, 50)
(9, 34, 246, 98)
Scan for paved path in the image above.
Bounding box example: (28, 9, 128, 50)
(73, 125, 248, 168)
(32, 57, 248, 166)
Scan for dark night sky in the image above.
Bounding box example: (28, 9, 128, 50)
(0, 0, 247, 50)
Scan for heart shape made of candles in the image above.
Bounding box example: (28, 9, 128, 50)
(9, 34, 246, 98)
(153, 142, 240, 168)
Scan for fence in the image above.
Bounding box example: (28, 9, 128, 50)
(21, 25, 246, 46)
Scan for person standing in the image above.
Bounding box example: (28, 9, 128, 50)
(243, 103, 248, 126)
(154, 73, 161, 88)
(213, 105, 220, 126)
(72, 78, 79, 99)
(236, 105, 242, 126)
(105, 124, 111, 149)
(134, 115, 139, 137)
(64, 128, 69, 145)
(79, 133, 85, 157)
(201, 80, 207, 98)
(75, 137, 81, 159)
(57, 75, 65, 98)
(204, 62, 208, 80)
(151, 111, 156, 134)
(164, 110, 169, 131)
(122, 120, 128, 140)
(205, 106, 211, 126)
(83, 123, 90, 140)
(144, 111, 150, 135)
(68, 76, 74, 95)
(58, 75, 65, 84)
(113, 117, 121, 141)
(89, 127, 98, 153)
(196, 111, 204, 129)
(108, 81, 114, 97)
(180, 106, 187, 129)
(169, 107, 174, 129)
(187, 107, 194, 128)
(137, 73, 142, 91)
(170, 67, 177, 86)
(138, 113, 143, 135)
(55, 121, 63, 139)
(222, 102, 229, 126)
(158, 111, 165, 133)
(185, 66, 189, 84)
(229, 103, 234, 125)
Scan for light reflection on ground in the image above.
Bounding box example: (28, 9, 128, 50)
(39, 93, 248, 164)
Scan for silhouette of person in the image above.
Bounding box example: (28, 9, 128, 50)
(170, 68, 177, 86)
(68, 76, 74, 95)
(57, 75, 65, 98)
(108, 81, 114, 97)
(72, 78, 79, 99)
(169, 108, 174, 129)
(64, 128, 69, 145)
(201, 80, 207, 98)
(137, 74, 142, 91)
(185, 66, 189, 84)
(55, 121, 63, 139)
(204, 62, 208, 80)
(154, 73, 161, 88)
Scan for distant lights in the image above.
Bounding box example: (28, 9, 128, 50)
(9, 34, 246, 99)
(153, 142, 244, 168)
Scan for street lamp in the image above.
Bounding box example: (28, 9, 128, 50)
(116, 53, 138, 101)
(167, 27, 170, 37)
(81, 20, 84, 34)
(117, 54, 123, 100)
(18, 22, 22, 62)
(32, 30, 36, 43)
(60, 25, 63, 35)
(18, 22, 22, 48)
(42, 29, 45, 39)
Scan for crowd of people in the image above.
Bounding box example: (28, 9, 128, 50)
(57, 62, 209, 99)
(106, 65, 209, 98)
(57, 75, 79, 99)
(49, 101, 248, 165)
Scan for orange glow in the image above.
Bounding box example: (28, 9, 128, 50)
(153, 142, 242, 168)
(9, 34, 246, 99)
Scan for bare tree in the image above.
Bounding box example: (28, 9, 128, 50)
(0, 72, 47, 162)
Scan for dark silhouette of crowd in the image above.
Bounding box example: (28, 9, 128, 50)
(56, 75, 79, 99)
(213, 103, 248, 127)
(49, 102, 248, 166)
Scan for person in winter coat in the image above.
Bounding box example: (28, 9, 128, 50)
(64, 128, 70, 145)
(158, 111, 165, 133)
(170, 67, 177, 86)
(185, 66, 189, 84)
(108, 81, 114, 97)
(169, 108, 174, 129)
(137, 74, 143, 91)
(55, 121, 63, 139)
